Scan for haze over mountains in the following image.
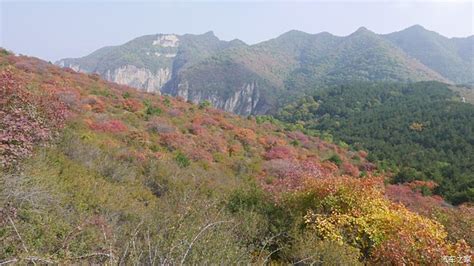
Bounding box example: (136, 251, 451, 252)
(57, 25, 474, 115)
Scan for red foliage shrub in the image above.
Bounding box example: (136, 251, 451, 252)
(234, 128, 256, 145)
(215, 116, 235, 130)
(122, 99, 143, 112)
(117, 150, 147, 163)
(358, 150, 368, 158)
(89, 119, 128, 133)
(263, 159, 298, 179)
(263, 145, 295, 160)
(258, 136, 286, 149)
(385, 184, 447, 216)
(194, 134, 226, 153)
(260, 159, 325, 195)
(189, 123, 205, 135)
(406, 180, 438, 191)
(287, 131, 310, 143)
(227, 143, 242, 156)
(201, 116, 219, 126)
(160, 132, 193, 151)
(360, 162, 377, 172)
(81, 96, 106, 113)
(185, 148, 213, 162)
(320, 161, 339, 175)
(14, 60, 36, 73)
(56, 90, 80, 109)
(0, 69, 68, 167)
(342, 162, 360, 177)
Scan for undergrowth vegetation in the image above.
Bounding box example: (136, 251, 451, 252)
(1, 49, 472, 264)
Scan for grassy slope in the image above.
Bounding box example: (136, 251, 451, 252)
(1, 50, 472, 264)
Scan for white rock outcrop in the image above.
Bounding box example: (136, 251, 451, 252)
(152, 35, 179, 47)
(105, 65, 171, 93)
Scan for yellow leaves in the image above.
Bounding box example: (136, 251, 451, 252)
(409, 122, 424, 132)
(305, 211, 344, 245)
(297, 175, 462, 264)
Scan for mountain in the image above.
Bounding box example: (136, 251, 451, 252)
(384, 25, 474, 84)
(2, 49, 472, 264)
(57, 31, 245, 93)
(56, 26, 473, 115)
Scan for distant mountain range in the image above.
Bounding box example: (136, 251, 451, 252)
(56, 25, 474, 115)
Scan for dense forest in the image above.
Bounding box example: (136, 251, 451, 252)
(276, 81, 474, 204)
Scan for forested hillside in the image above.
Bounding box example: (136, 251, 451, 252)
(385, 25, 474, 84)
(276, 82, 474, 204)
(2, 49, 472, 264)
(56, 25, 472, 115)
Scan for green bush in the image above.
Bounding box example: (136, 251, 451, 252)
(199, 100, 212, 109)
(327, 154, 342, 166)
(175, 151, 190, 168)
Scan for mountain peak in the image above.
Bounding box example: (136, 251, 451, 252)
(406, 24, 427, 31)
(350, 26, 375, 36)
(278, 29, 311, 38)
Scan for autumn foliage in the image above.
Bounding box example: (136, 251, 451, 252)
(0, 50, 471, 264)
(1, 68, 68, 167)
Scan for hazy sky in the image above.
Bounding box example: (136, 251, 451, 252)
(1, 1, 473, 62)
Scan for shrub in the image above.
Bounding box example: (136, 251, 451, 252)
(290, 235, 362, 265)
(199, 100, 212, 109)
(122, 99, 143, 112)
(263, 159, 296, 179)
(263, 146, 295, 160)
(145, 104, 163, 116)
(342, 162, 360, 177)
(326, 154, 342, 166)
(258, 136, 286, 149)
(89, 119, 127, 133)
(185, 148, 213, 162)
(147, 118, 175, 134)
(81, 96, 106, 113)
(360, 162, 376, 172)
(294, 177, 468, 264)
(0, 69, 67, 167)
(175, 151, 190, 168)
(189, 123, 205, 135)
(234, 128, 256, 145)
(167, 108, 182, 117)
(201, 117, 219, 126)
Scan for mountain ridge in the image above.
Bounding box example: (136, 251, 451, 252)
(56, 25, 474, 115)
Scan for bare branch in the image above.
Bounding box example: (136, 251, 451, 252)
(0, 258, 18, 265)
(7, 214, 28, 254)
(72, 252, 114, 260)
(180, 220, 232, 265)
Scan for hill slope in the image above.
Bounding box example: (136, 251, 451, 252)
(2, 49, 472, 263)
(276, 81, 474, 204)
(56, 26, 473, 115)
(385, 25, 474, 84)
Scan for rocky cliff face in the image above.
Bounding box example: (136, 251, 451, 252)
(174, 81, 262, 116)
(56, 34, 181, 94)
(104, 65, 171, 94)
